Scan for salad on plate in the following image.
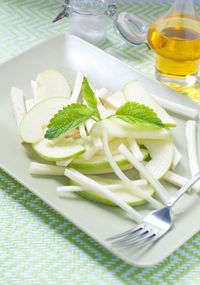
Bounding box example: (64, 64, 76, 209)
(10, 68, 200, 223)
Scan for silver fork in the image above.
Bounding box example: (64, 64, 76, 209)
(106, 171, 200, 248)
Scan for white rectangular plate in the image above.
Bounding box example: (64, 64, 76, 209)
(1, 34, 200, 267)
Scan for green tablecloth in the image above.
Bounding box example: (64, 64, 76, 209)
(1, 0, 200, 284)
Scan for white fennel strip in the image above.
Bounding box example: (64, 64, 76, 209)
(57, 183, 127, 196)
(10, 87, 26, 128)
(186, 120, 200, 192)
(79, 123, 87, 139)
(81, 140, 96, 160)
(97, 99, 114, 119)
(25, 99, 34, 112)
(30, 162, 65, 175)
(78, 124, 97, 160)
(56, 158, 73, 167)
(164, 171, 197, 193)
(69, 71, 84, 104)
(85, 118, 95, 134)
(64, 168, 143, 223)
(88, 175, 148, 187)
(103, 130, 162, 209)
(92, 136, 103, 151)
(57, 179, 147, 196)
(163, 171, 189, 187)
(128, 138, 144, 161)
(95, 88, 108, 99)
(118, 144, 169, 204)
(152, 95, 198, 120)
(100, 91, 126, 110)
(132, 179, 147, 186)
(171, 145, 182, 171)
(31, 80, 37, 99)
(81, 137, 102, 160)
(57, 186, 83, 196)
(79, 124, 96, 160)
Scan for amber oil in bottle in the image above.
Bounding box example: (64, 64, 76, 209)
(148, 15, 200, 90)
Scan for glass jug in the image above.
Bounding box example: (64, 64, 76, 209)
(116, 0, 200, 90)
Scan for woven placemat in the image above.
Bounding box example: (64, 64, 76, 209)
(1, 1, 200, 284)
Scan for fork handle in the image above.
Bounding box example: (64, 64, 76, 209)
(167, 170, 200, 208)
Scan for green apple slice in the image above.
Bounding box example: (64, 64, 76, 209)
(33, 138, 85, 161)
(34, 69, 71, 102)
(19, 96, 68, 143)
(123, 80, 176, 127)
(69, 138, 149, 174)
(90, 118, 170, 140)
(69, 153, 132, 174)
(69, 176, 154, 206)
(97, 137, 149, 158)
(138, 138, 174, 179)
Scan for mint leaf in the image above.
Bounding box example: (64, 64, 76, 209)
(82, 77, 97, 109)
(45, 103, 96, 139)
(115, 102, 164, 128)
(81, 77, 100, 119)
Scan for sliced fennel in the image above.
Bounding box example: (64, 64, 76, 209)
(30, 162, 65, 176)
(152, 95, 198, 120)
(31, 80, 37, 99)
(97, 99, 114, 119)
(11, 87, 26, 128)
(163, 171, 189, 188)
(69, 152, 132, 174)
(58, 180, 147, 194)
(56, 158, 73, 167)
(25, 99, 34, 112)
(128, 138, 144, 162)
(95, 88, 108, 100)
(68, 179, 154, 206)
(171, 145, 182, 171)
(118, 144, 169, 204)
(103, 130, 162, 209)
(16, 71, 187, 216)
(57, 183, 130, 194)
(68, 71, 84, 104)
(100, 91, 126, 110)
(64, 168, 143, 223)
(186, 120, 200, 192)
(86, 176, 148, 187)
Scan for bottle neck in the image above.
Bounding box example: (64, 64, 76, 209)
(170, 0, 196, 17)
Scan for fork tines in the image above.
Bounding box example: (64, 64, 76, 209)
(106, 223, 158, 248)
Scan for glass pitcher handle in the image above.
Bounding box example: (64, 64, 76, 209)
(115, 12, 149, 46)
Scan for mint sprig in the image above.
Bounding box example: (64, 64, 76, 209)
(45, 77, 164, 140)
(82, 77, 100, 119)
(115, 102, 164, 128)
(45, 103, 95, 139)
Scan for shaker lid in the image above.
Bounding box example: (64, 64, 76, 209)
(70, 0, 106, 15)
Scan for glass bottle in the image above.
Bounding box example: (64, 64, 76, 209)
(148, 0, 200, 90)
(53, 0, 117, 46)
